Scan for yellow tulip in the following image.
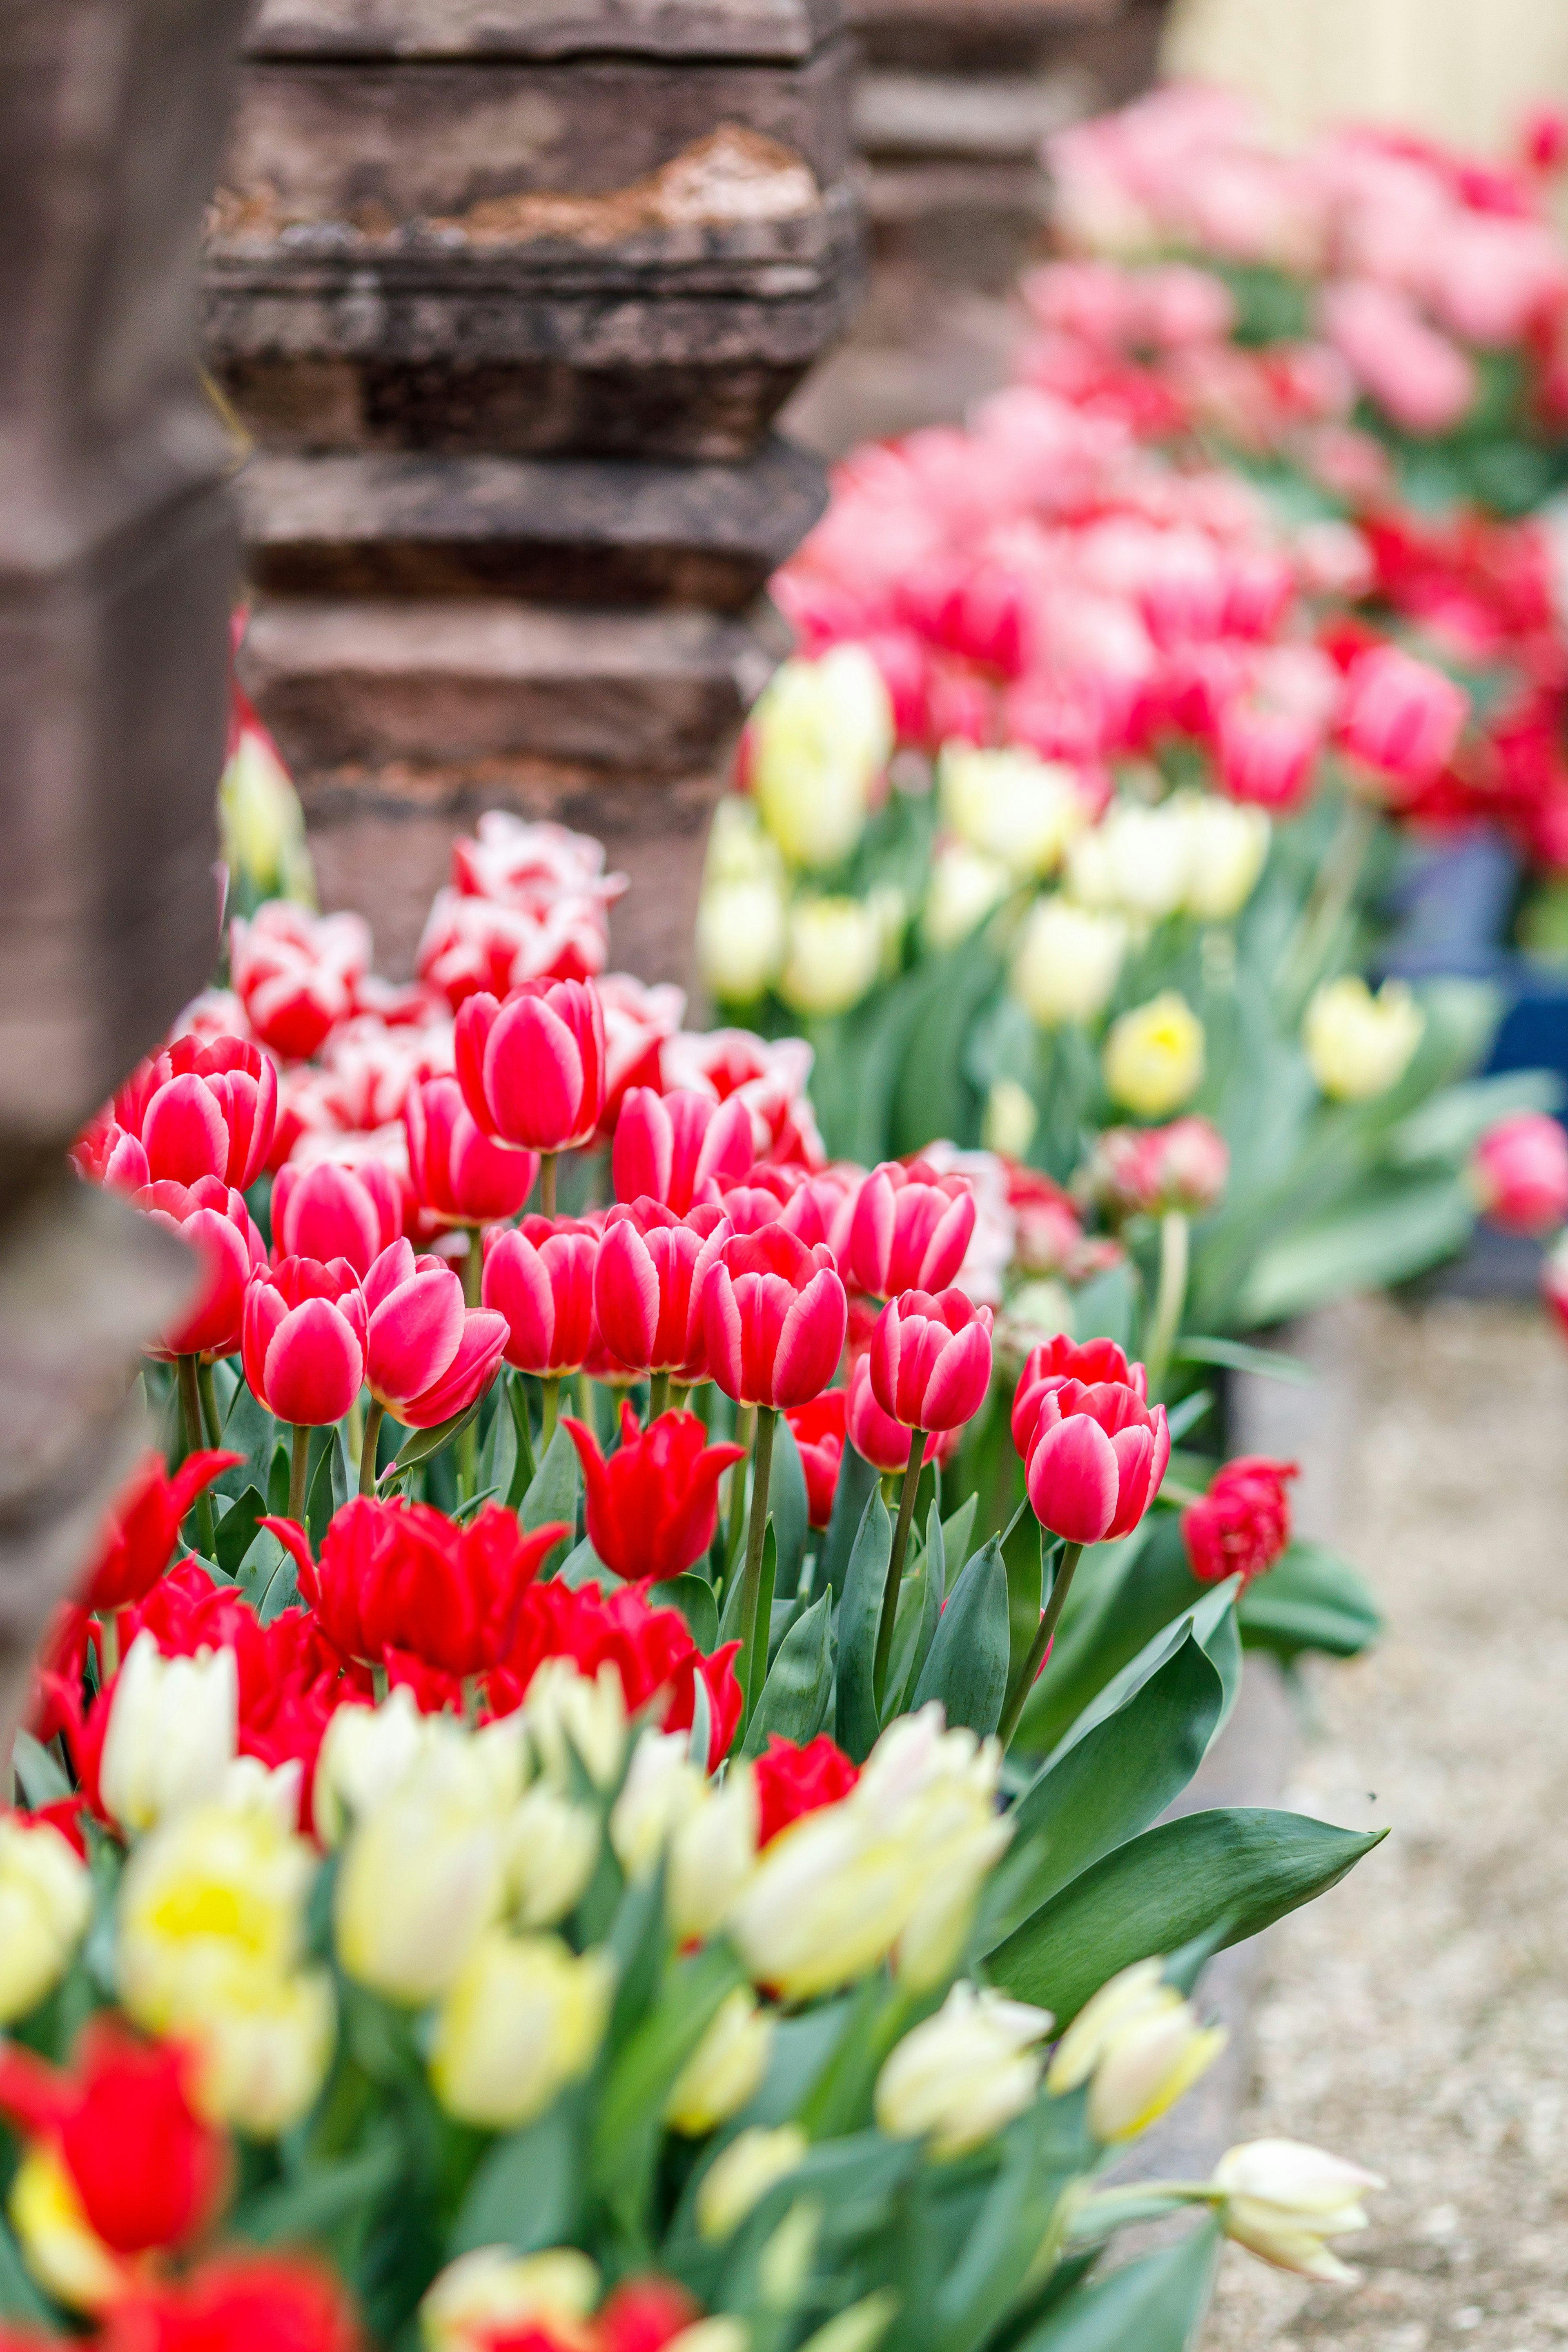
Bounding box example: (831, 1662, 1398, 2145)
(923, 840, 1012, 950)
(0, 1816, 91, 2024)
(429, 1931, 613, 2130)
(751, 647, 892, 869)
(335, 1787, 505, 2006)
(696, 2125, 808, 2241)
(666, 1986, 775, 2134)
(939, 746, 1087, 879)
(1047, 1957, 1224, 2144)
(98, 1633, 238, 1834)
(9, 2145, 127, 2312)
(875, 1982, 1053, 2158)
(1010, 896, 1127, 1028)
(1102, 991, 1205, 1117)
(1303, 975, 1424, 1101)
(778, 896, 884, 1018)
(1212, 2138, 1383, 2280)
(697, 879, 789, 1006)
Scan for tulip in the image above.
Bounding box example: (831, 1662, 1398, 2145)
(779, 1166, 863, 1260)
(1010, 896, 1127, 1028)
(97, 1633, 239, 1835)
(701, 1226, 848, 1415)
(285, 1497, 565, 1679)
(1103, 991, 1205, 1119)
(483, 1217, 600, 1392)
(924, 840, 1012, 950)
(422, 2248, 601, 2352)
(696, 876, 789, 1005)
(666, 1988, 775, 2134)
(591, 1200, 727, 1388)
(504, 1783, 602, 1929)
(982, 1077, 1037, 1161)
(80, 1448, 240, 1615)
(334, 1779, 507, 2005)
(753, 1732, 859, 1848)
(696, 2126, 808, 2242)
(181, 1964, 338, 2140)
(272, 1155, 401, 1280)
(430, 1930, 614, 2130)
(361, 1238, 507, 1433)
(779, 895, 887, 1019)
(565, 1406, 745, 1584)
(0, 1816, 92, 2024)
(849, 1159, 976, 1300)
(1085, 1116, 1229, 1220)
(523, 1658, 630, 1792)
(1470, 1110, 1568, 1236)
(1010, 1335, 1144, 1454)
(243, 1257, 368, 1432)
(1047, 1957, 1221, 2141)
(456, 977, 607, 1163)
(111, 1032, 278, 1192)
(218, 690, 313, 900)
(312, 1690, 517, 1844)
(875, 1982, 1053, 2158)
(405, 1074, 539, 1229)
(1176, 791, 1270, 919)
(71, 1115, 151, 1193)
(1023, 1377, 1170, 1547)
(1303, 975, 1424, 1101)
(749, 645, 892, 870)
(1336, 644, 1469, 790)
(846, 1353, 922, 1477)
(612, 1086, 754, 1215)
(230, 901, 370, 1060)
(1067, 798, 1191, 922)
(1183, 1456, 1298, 1586)
(1211, 2138, 1384, 2281)
(597, 971, 687, 1136)
(1216, 699, 1319, 813)
(939, 745, 1087, 879)
(869, 1290, 993, 1436)
(136, 1178, 267, 1364)
(784, 1388, 845, 1528)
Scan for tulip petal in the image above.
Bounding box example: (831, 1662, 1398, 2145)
(770, 1267, 849, 1411)
(486, 997, 583, 1150)
(1026, 1413, 1119, 1545)
(140, 1074, 230, 1188)
(264, 1298, 365, 1426)
(366, 1266, 467, 1407)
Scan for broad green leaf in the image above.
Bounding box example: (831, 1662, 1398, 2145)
(769, 1416, 811, 1601)
(894, 1532, 943, 1716)
(306, 1428, 349, 1551)
(1173, 1336, 1314, 1384)
(478, 1383, 519, 1508)
(1237, 1171, 1474, 1328)
(558, 1539, 615, 1591)
(931, 2095, 1095, 2352)
(939, 1492, 977, 1596)
(237, 1526, 299, 1624)
(1385, 1068, 1559, 1168)
(451, 2098, 582, 2257)
(215, 1375, 275, 1498)
(214, 1483, 268, 1576)
(505, 1373, 537, 1508)
(1238, 1540, 1382, 1661)
(988, 1807, 1386, 2021)
(236, 2137, 400, 2248)
(651, 1574, 719, 1652)
(1016, 2217, 1221, 2352)
(821, 1442, 880, 1603)
(11, 1728, 70, 1807)
(745, 1590, 833, 1754)
(522, 1421, 579, 1538)
(910, 1535, 1009, 1737)
(592, 1945, 744, 2191)
(836, 1487, 891, 1763)
(1011, 1516, 1198, 1754)
(395, 1398, 483, 1475)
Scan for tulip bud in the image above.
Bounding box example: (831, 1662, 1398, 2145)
(668, 1769, 759, 1945)
(566, 1406, 745, 1585)
(243, 1256, 368, 1428)
(0, 1817, 91, 2023)
(613, 1087, 753, 1216)
(503, 1784, 602, 1928)
(1010, 897, 1127, 1028)
(421, 2247, 601, 2352)
(363, 1240, 508, 1431)
(1176, 792, 1270, 920)
(1047, 1957, 1225, 2142)
(405, 1074, 539, 1229)
(875, 1982, 1053, 2158)
(1102, 991, 1205, 1118)
(1302, 975, 1423, 1101)
(456, 977, 607, 1155)
(314, 1687, 435, 1844)
(135, 1179, 266, 1362)
(526, 1659, 628, 1790)
(982, 1078, 1037, 1162)
(849, 1161, 976, 1300)
(593, 1200, 730, 1382)
(924, 841, 1011, 950)
(1023, 1376, 1169, 1546)
(1336, 644, 1468, 789)
(666, 1986, 776, 2134)
(483, 1217, 600, 1378)
(1212, 2137, 1383, 2279)
(779, 896, 884, 1019)
(272, 1155, 401, 1280)
(697, 877, 789, 1005)
(1470, 1110, 1568, 1236)
(696, 2125, 808, 2241)
(701, 1226, 848, 1413)
(1066, 798, 1190, 921)
(185, 1964, 337, 2138)
(98, 1634, 239, 1835)
(1182, 1455, 1297, 1586)
(750, 647, 892, 870)
(430, 1929, 614, 2129)
(107, 1032, 278, 1193)
(219, 707, 314, 901)
(939, 746, 1087, 879)
(869, 1289, 993, 1435)
(335, 1784, 506, 2005)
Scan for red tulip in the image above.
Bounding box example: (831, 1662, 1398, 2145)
(102, 2255, 360, 2352)
(1182, 1455, 1298, 1586)
(846, 1353, 919, 1475)
(778, 1166, 863, 1260)
(717, 1182, 792, 1237)
(229, 903, 370, 1061)
(110, 1033, 278, 1193)
(272, 1156, 401, 1280)
(612, 1086, 753, 1214)
(596, 2279, 702, 2352)
(849, 1159, 976, 1300)
(456, 977, 606, 1153)
(1471, 1111, 1568, 1236)
(136, 1178, 267, 1360)
(0, 2018, 227, 2255)
(869, 1289, 993, 1433)
(243, 1258, 368, 1427)
(497, 1576, 742, 1769)
(80, 1449, 242, 1613)
(362, 1239, 507, 1429)
(700, 1225, 848, 1411)
(784, 1388, 846, 1527)
(71, 1117, 151, 1193)
(404, 1075, 539, 1228)
(1011, 1335, 1143, 1456)
(564, 1405, 745, 1583)
(754, 1732, 859, 1848)
(483, 1216, 600, 1376)
(1024, 1378, 1170, 1546)
(592, 1200, 729, 1379)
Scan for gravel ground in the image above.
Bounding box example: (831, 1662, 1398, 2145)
(1203, 1296, 1568, 2351)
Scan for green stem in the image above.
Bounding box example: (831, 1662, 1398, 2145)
(724, 1405, 754, 1578)
(541, 1377, 561, 1451)
(669, 1383, 688, 1416)
(196, 1362, 223, 1449)
(737, 1407, 777, 1718)
(998, 1542, 1083, 1747)
(648, 1370, 670, 1420)
(289, 1424, 311, 1525)
(96, 1612, 120, 1683)
(873, 1428, 925, 1711)
(1144, 1209, 1189, 1402)
(540, 1154, 557, 1219)
(177, 1358, 216, 1557)
(1276, 789, 1378, 1015)
(360, 1399, 386, 1496)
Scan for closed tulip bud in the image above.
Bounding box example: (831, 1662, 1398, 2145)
(109, 1033, 278, 1193)
(184, 1964, 337, 2138)
(751, 647, 892, 870)
(1212, 2137, 1383, 2280)
(696, 2125, 808, 2241)
(430, 1930, 613, 2130)
(668, 1768, 759, 1945)
(701, 1225, 847, 1412)
(613, 1086, 754, 1215)
(610, 1729, 706, 1878)
(566, 1406, 746, 1585)
(98, 1633, 239, 1835)
(134, 1178, 266, 1362)
(1087, 1117, 1229, 1220)
(1470, 1110, 1568, 1235)
(594, 1199, 730, 1380)
(846, 1354, 925, 1476)
(666, 1986, 775, 2134)
(850, 1159, 976, 1300)
(1176, 791, 1270, 920)
(982, 1077, 1038, 1161)
(362, 1239, 508, 1429)
(1047, 1957, 1224, 2143)
(272, 1155, 402, 1279)
(503, 1783, 602, 1928)
(1010, 896, 1127, 1028)
(779, 896, 884, 1019)
(924, 840, 1012, 950)
(422, 2247, 601, 2352)
(483, 1217, 600, 1378)
(1183, 1455, 1298, 1586)
(231, 901, 370, 1060)
(870, 1289, 993, 1435)
(1023, 1375, 1169, 1546)
(526, 1658, 628, 1790)
(696, 876, 789, 1005)
(243, 1256, 368, 1427)
(875, 1982, 1053, 2158)
(218, 701, 314, 899)
(1103, 991, 1205, 1118)
(335, 1784, 506, 2004)
(1303, 975, 1423, 1101)
(405, 1075, 539, 1227)
(314, 1685, 437, 1843)
(1337, 644, 1468, 789)
(939, 745, 1088, 879)
(0, 1817, 92, 2023)
(1066, 798, 1190, 921)
(456, 977, 606, 1153)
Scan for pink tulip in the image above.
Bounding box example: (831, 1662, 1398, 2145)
(778, 1167, 864, 1259)
(404, 1075, 539, 1228)
(700, 1225, 848, 1411)
(1336, 646, 1470, 790)
(718, 1177, 796, 1237)
(243, 1257, 368, 1427)
(1024, 1377, 1170, 1545)
(136, 1178, 266, 1362)
(1320, 278, 1476, 438)
(611, 1086, 754, 1215)
(846, 1355, 923, 1475)
(1216, 700, 1319, 811)
(1087, 1118, 1229, 1220)
(456, 978, 606, 1154)
(849, 1160, 976, 1300)
(1011, 1335, 1144, 1456)
(1472, 1111, 1568, 1236)
(592, 1200, 729, 1380)
(869, 1289, 993, 1433)
(71, 1119, 151, 1194)
(272, 1155, 402, 1279)
(362, 1239, 508, 1428)
(96, 1034, 278, 1193)
(482, 1215, 600, 1377)
(229, 903, 371, 1061)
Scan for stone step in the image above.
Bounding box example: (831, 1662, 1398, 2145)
(237, 434, 827, 606)
(246, 0, 844, 64)
(848, 0, 1125, 73)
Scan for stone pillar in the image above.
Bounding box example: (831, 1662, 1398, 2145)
(203, 1, 866, 983)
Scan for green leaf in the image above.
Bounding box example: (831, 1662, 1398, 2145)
(450, 2098, 583, 2257)
(1237, 1171, 1475, 1327)
(237, 1526, 300, 1624)
(938, 1492, 978, 1595)
(394, 1398, 484, 1474)
(214, 1482, 269, 1576)
(235, 2137, 401, 2248)
(11, 1728, 71, 1807)
(592, 1945, 745, 2193)
(894, 1525, 943, 1715)
(835, 1487, 891, 1763)
(1016, 2218, 1221, 2352)
(1069, 1259, 1138, 1353)
(821, 1442, 879, 1603)
(769, 1415, 811, 1601)
(216, 1375, 276, 1498)
(1011, 1516, 1196, 1754)
(0, 2212, 53, 2324)
(910, 1535, 1009, 1736)
(523, 1419, 579, 1538)
(650, 1574, 719, 1653)
(1173, 1336, 1314, 1384)
(1385, 1068, 1560, 1168)
(479, 1383, 519, 1508)
(306, 1427, 350, 1549)
(505, 1373, 537, 1508)
(988, 1808, 1387, 2022)
(745, 1590, 833, 1754)
(1238, 1541, 1383, 1661)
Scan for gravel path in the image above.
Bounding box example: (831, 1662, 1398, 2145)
(1203, 1297, 1568, 2352)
